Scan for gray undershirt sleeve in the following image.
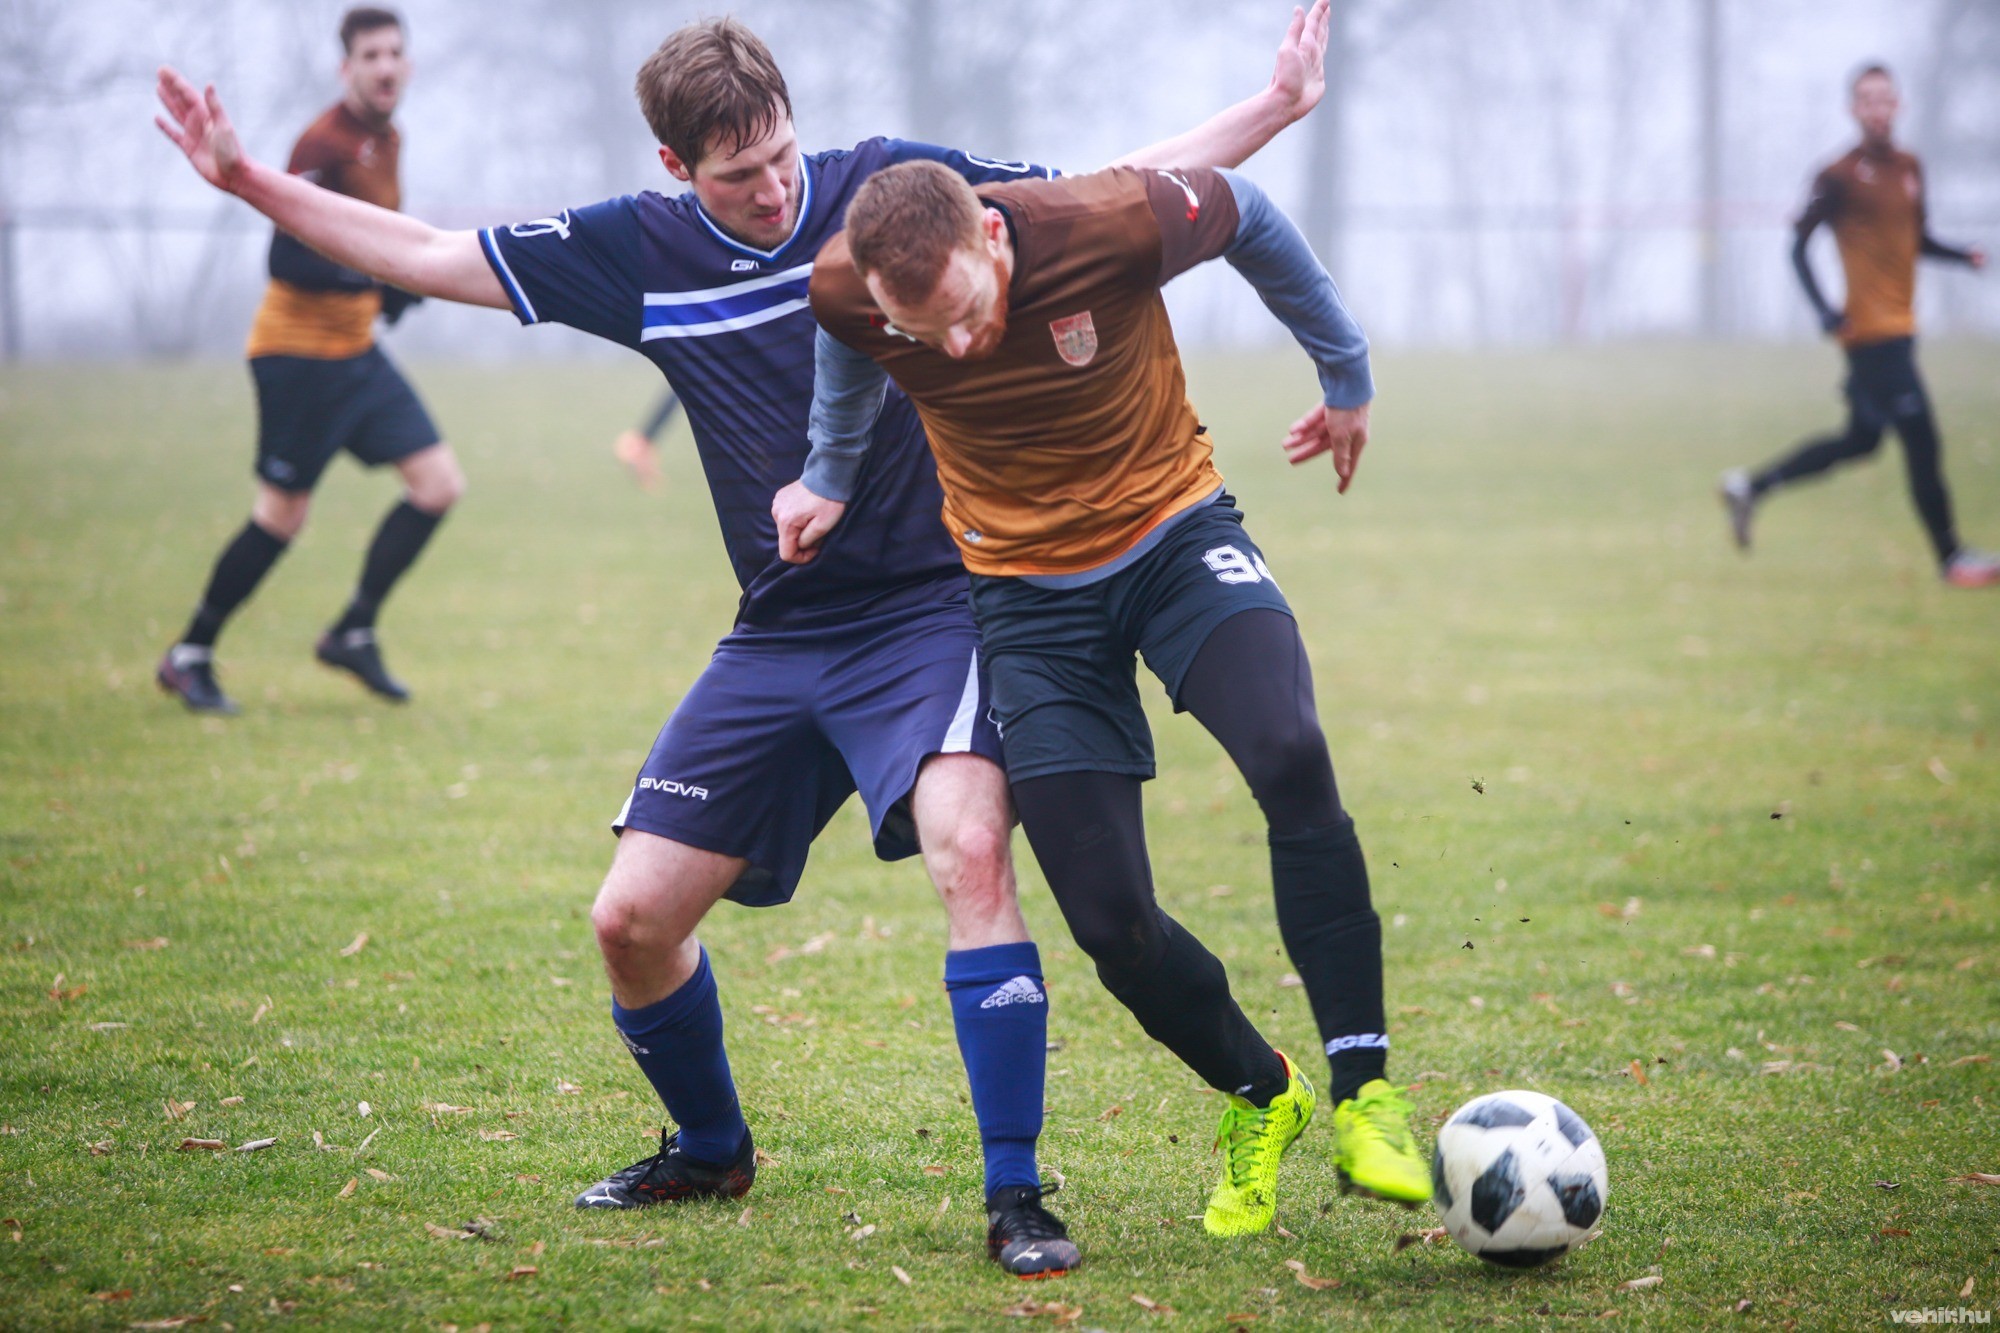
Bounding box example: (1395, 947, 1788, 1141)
(800, 326, 891, 503)
(1216, 167, 1373, 410)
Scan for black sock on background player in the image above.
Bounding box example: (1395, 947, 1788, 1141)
(329, 498, 447, 635)
(180, 520, 291, 649)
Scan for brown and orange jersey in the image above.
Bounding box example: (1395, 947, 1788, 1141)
(1801, 144, 1927, 348)
(810, 166, 1240, 579)
(245, 102, 401, 359)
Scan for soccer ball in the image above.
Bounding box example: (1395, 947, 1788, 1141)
(1431, 1090, 1608, 1268)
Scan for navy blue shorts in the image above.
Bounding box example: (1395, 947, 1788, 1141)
(250, 346, 441, 492)
(968, 496, 1293, 783)
(612, 600, 1004, 907)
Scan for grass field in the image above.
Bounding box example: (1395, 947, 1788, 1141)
(2, 343, 1997, 1330)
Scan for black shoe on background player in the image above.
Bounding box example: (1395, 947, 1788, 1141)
(986, 1183, 1081, 1278)
(315, 629, 410, 702)
(573, 1128, 756, 1210)
(156, 646, 239, 715)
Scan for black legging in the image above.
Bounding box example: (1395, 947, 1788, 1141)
(1752, 347, 1959, 563)
(1012, 608, 1389, 1103)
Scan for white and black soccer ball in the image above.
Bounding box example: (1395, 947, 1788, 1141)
(1432, 1090, 1607, 1268)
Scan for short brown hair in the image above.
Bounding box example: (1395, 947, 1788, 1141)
(844, 161, 985, 306)
(340, 6, 401, 54)
(635, 18, 792, 168)
(1851, 62, 1894, 93)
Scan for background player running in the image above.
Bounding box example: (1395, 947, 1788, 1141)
(156, 6, 464, 713)
(1719, 63, 1994, 587)
(155, 6, 1334, 1276)
(779, 158, 1431, 1238)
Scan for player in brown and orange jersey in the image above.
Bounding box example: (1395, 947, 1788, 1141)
(1720, 64, 1994, 587)
(157, 6, 464, 713)
(775, 159, 1431, 1236)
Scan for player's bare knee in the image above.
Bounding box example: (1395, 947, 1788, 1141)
(406, 450, 465, 513)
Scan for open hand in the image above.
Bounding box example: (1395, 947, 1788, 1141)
(773, 479, 847, 564)
(155, 66, 249, 192)
(1268, 1, 1333, 124)
(1281, 401, 1369, 493)
(1970, 246, 1987, 272)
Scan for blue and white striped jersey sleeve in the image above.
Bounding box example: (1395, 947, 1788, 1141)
(879, 139, 1059, 185)
(479, 197, 644, 348)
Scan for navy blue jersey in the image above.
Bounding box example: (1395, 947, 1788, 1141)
(480, 138, 1055, 633)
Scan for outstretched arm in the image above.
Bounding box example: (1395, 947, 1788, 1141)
(1213, 169, 1372, 491)
(154, 66, 507, 309)
(773, 328, 890, 564)
(1917, 183, 1986, 270)
(1110, 1, 1331, 171)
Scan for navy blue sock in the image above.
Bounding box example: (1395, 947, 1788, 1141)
(610, 947, 746, 1164)
(944, 941, 1047, 1197)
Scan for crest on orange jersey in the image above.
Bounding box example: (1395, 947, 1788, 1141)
(1049, 311, 1097, 367)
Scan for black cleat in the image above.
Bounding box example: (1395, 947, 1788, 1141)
(574, 1128, 755, 1210)
(986, 1183, 1080, 1279)
(1718, 469, 1756, 551)
(157, 647, 239, 715)
(315, 629, 410, 702)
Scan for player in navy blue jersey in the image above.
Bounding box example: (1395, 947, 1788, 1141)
(156, 5, 1334, 1275)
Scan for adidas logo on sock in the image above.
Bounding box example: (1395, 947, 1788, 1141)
(979, 975, 1045, 1009)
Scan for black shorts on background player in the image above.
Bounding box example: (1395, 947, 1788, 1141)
(252, 346, 440, 492)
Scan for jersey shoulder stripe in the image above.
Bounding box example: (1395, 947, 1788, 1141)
(479, 226, 540, 323)
(641, 262, 813, 341)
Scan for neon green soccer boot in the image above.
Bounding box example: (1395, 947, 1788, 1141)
(1203, 1051, 1315, 1237)
(1331, 1078, 1431, 1207)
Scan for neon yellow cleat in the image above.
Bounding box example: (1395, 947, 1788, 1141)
(1203, 1051, 1315, 1237)
(1332, 1079, 1431, 1207)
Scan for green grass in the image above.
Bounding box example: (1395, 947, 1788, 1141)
(2, 344, 1996, 1330)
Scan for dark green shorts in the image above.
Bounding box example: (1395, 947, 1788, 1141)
(968, 495, 1294, 782)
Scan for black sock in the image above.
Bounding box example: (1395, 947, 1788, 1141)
(1271, 817, 1387, 1104)
(181, 521, 290, 648)
(1891, 408, 1960, 564)
(1094, 912, 1289, 1106)
(332, 500, 445, 635)
(1012, 769, 1287, 1106)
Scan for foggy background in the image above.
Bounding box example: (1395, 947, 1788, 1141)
(1, 0, 1996, 360)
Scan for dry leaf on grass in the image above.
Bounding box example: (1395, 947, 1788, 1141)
(93, 1289, 134, 1301)
(1285, 1258, 1340, 1290)
(1627, 1060, 1649, 1086)
(1098, 1104, 1124, 1122)
(1277, 973, 1303, 988)
(47, 973, 86, 1003)
(1947, 1055, 1990, 1067)
(87, 1021, 128, 1032)
(849, 1224, 876, 1242)
(1002, 1298, 1081, 1321)
(1879, 1228, 1912, 1238)
(365, 1168, 397, 1181)
(1734, 1299, 1754, 1313)
(163, 1099, 195, 1122)
(1273, 1223, 1297, 1240)
(424, 1222, 470, 1241)
(506, 1266, 537, 1280)
(1618, 1275, 1663, 1291)
(891, 1266, 912, 1286)
(753, 1148, 781, 1168)
(176, 1138, 226, 1152)
(1131, 1292, 1176, 1314)
(479, 1130, 519, 1142)
(339, 932, 369, 957)
(4, 1218, 22, 1242)
(219, 1097, 244, 1108)
(124, 937, 169, 951)
(1960, 1277, 1975, 1299)
(251, 1000, 271, 1025)
(424, 1103, 475, 1116)
(922, 1164, 947, 1177)
(555, 1080, 582, 1096)
(1946, 1173, 2000, 1186)
(235, 1138, 276, 1152)
(86, 1139, 114, 1156)
(1394, 1227, 1449, 1252)
(338, 1178, 357, 1199)
(129, 1318, 206, 1330)
(1880, 1049, 1904, 1072)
